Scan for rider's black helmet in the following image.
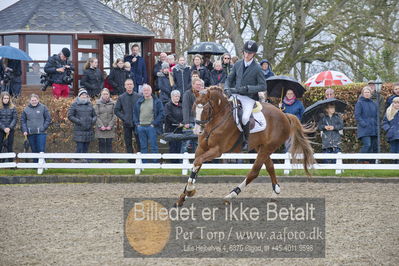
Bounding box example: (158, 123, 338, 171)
(243, 40, 258, 54)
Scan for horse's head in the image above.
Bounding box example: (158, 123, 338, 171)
(193, 86, 229, 135)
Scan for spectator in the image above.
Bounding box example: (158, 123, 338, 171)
(382, 97, 399, 157)
(44, 47, 74, 98)
(355, 86, 378, 162)
(94, 88, 116, 160)
(317, 103, 344, 163)
(103, 71, 114, 95)
(325, 88, 335, 99)
(221, 53, 232, 77)
(367, 80, 385, 120)
(181, 78, 205, 153)
(26, 62, 41, 85)
(124, 62, 134, 81)
(154, 52, 168, 91)
(108, 58, 130, 95)
(191, 70, 200, 80)
(385, 82, 399, 109)
(164, 90, 184, 162)
(157, 62, 173, 106)
(173, 56, 191, 95)
(191, 54, 211, 86)
(133, 84, 164, 162)
(0, 58, 22, 97)
(203, 53, 214, 71)
(21, 94, 51, 162)
(167, 54, 176, 72)
(210, 60, 227, 86)
(259, 59, 274, 80)
(68, 89, 97, 157)
(81, 57, 104, 98)
(124, 44, 147, 93)
(114, 79, 140, 162)
(279, 89, 305, 121)
(231, 56, 239, 65)
(0, 92, 17, 157)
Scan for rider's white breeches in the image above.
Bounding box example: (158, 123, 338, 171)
(234, 94, 255, 125)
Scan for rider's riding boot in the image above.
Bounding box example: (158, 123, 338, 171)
(242, 122, 250, 152)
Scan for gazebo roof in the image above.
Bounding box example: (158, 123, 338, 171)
(0, 0, 154, 36)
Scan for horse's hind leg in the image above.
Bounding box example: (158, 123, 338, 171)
(224, 155, 264, 201)
(264, 155, 280, 194)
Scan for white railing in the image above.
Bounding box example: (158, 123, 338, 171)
(0, 152, 397, 175)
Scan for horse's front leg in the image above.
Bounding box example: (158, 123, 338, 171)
(175, 147, 221, 207)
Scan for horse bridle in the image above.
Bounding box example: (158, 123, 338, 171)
(194, 102, 213, 126)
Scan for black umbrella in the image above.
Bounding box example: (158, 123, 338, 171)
(23, 135, 30, 152)
(161, 130, 198, 142)
(302, 98, 347, 124)
(266, 75, 307, 98)
(1, 133, 9, 153)
(187, 42, 229, 55)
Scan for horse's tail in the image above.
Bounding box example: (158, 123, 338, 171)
(285, 114, 315, 176)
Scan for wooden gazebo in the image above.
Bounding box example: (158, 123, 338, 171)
(0, 0, 175, 95)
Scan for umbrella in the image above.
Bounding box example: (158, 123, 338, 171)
(266, 75, 307, 98)
(302, 98, 347, 124)
(187, 42, 229, 55)
(1, 133, 9, 153)
(161, 130, 198, 142)
(23, 135, 30, 152)
(0, 46, 33, 61)
(305, 70, 353, 87)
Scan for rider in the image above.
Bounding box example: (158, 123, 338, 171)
(224, 40, 267, 151)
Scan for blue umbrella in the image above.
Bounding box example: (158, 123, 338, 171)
(187, 42, 229, 55)
(0, 46, 32, 61)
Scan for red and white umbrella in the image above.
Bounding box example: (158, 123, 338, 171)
(305, 70, 353, 87)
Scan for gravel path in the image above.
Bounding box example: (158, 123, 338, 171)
(0, 182, 398, 265)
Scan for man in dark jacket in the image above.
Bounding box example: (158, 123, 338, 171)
(0, 58, 22, 97)
(44, 47, 74, 98)
(153, 52, 167, 92)
(221, 53, 232, 77)
(133, 84, 164, 162)
(224, 40, 267, 151)
(124, 44, 147, 92)
(157, 62, 173, 106)
(181, 78, 205, 153)
(259, 59, 274, 80)
(173, 56, 191, 95)
(114, 79, 140, 162)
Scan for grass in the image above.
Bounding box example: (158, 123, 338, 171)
(1, 168, 398, 177)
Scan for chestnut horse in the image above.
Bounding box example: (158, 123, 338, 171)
(175, 86, 314, 207)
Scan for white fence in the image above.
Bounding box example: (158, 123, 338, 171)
(0, 152, 398, 175)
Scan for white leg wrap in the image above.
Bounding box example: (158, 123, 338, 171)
(186, 182, 196, 192)
(225, 179, 247, 199)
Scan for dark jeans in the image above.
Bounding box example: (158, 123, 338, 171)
(169, 140, 182, 163)
(28, 134, 47, 163)
(123, 125, 140, 163)
(360, 136, 377, 153)
(137, 125, 158, 163)
(322, 147, 341, 164)
(389, 140, 399, 153)
(76, 141, 90, 153)
(98, 138, 113, 153)
(359, 136, 377, 163)
(1, 81, 21, 97)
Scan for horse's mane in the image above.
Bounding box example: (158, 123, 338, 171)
(207, 86, 226, 98)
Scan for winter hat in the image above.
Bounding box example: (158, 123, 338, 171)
(62, 47, 71, 58)
(161, 62, 170, 69)
(78, 89, 88, 97)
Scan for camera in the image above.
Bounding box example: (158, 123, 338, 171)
(3, 69, 13, 85)
(62, 66, 73, 84)
(40, 73, 52, 91)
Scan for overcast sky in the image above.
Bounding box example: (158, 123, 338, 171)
(0, 0, 19, 11)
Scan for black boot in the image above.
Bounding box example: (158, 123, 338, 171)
(242, 123, 250, 152)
